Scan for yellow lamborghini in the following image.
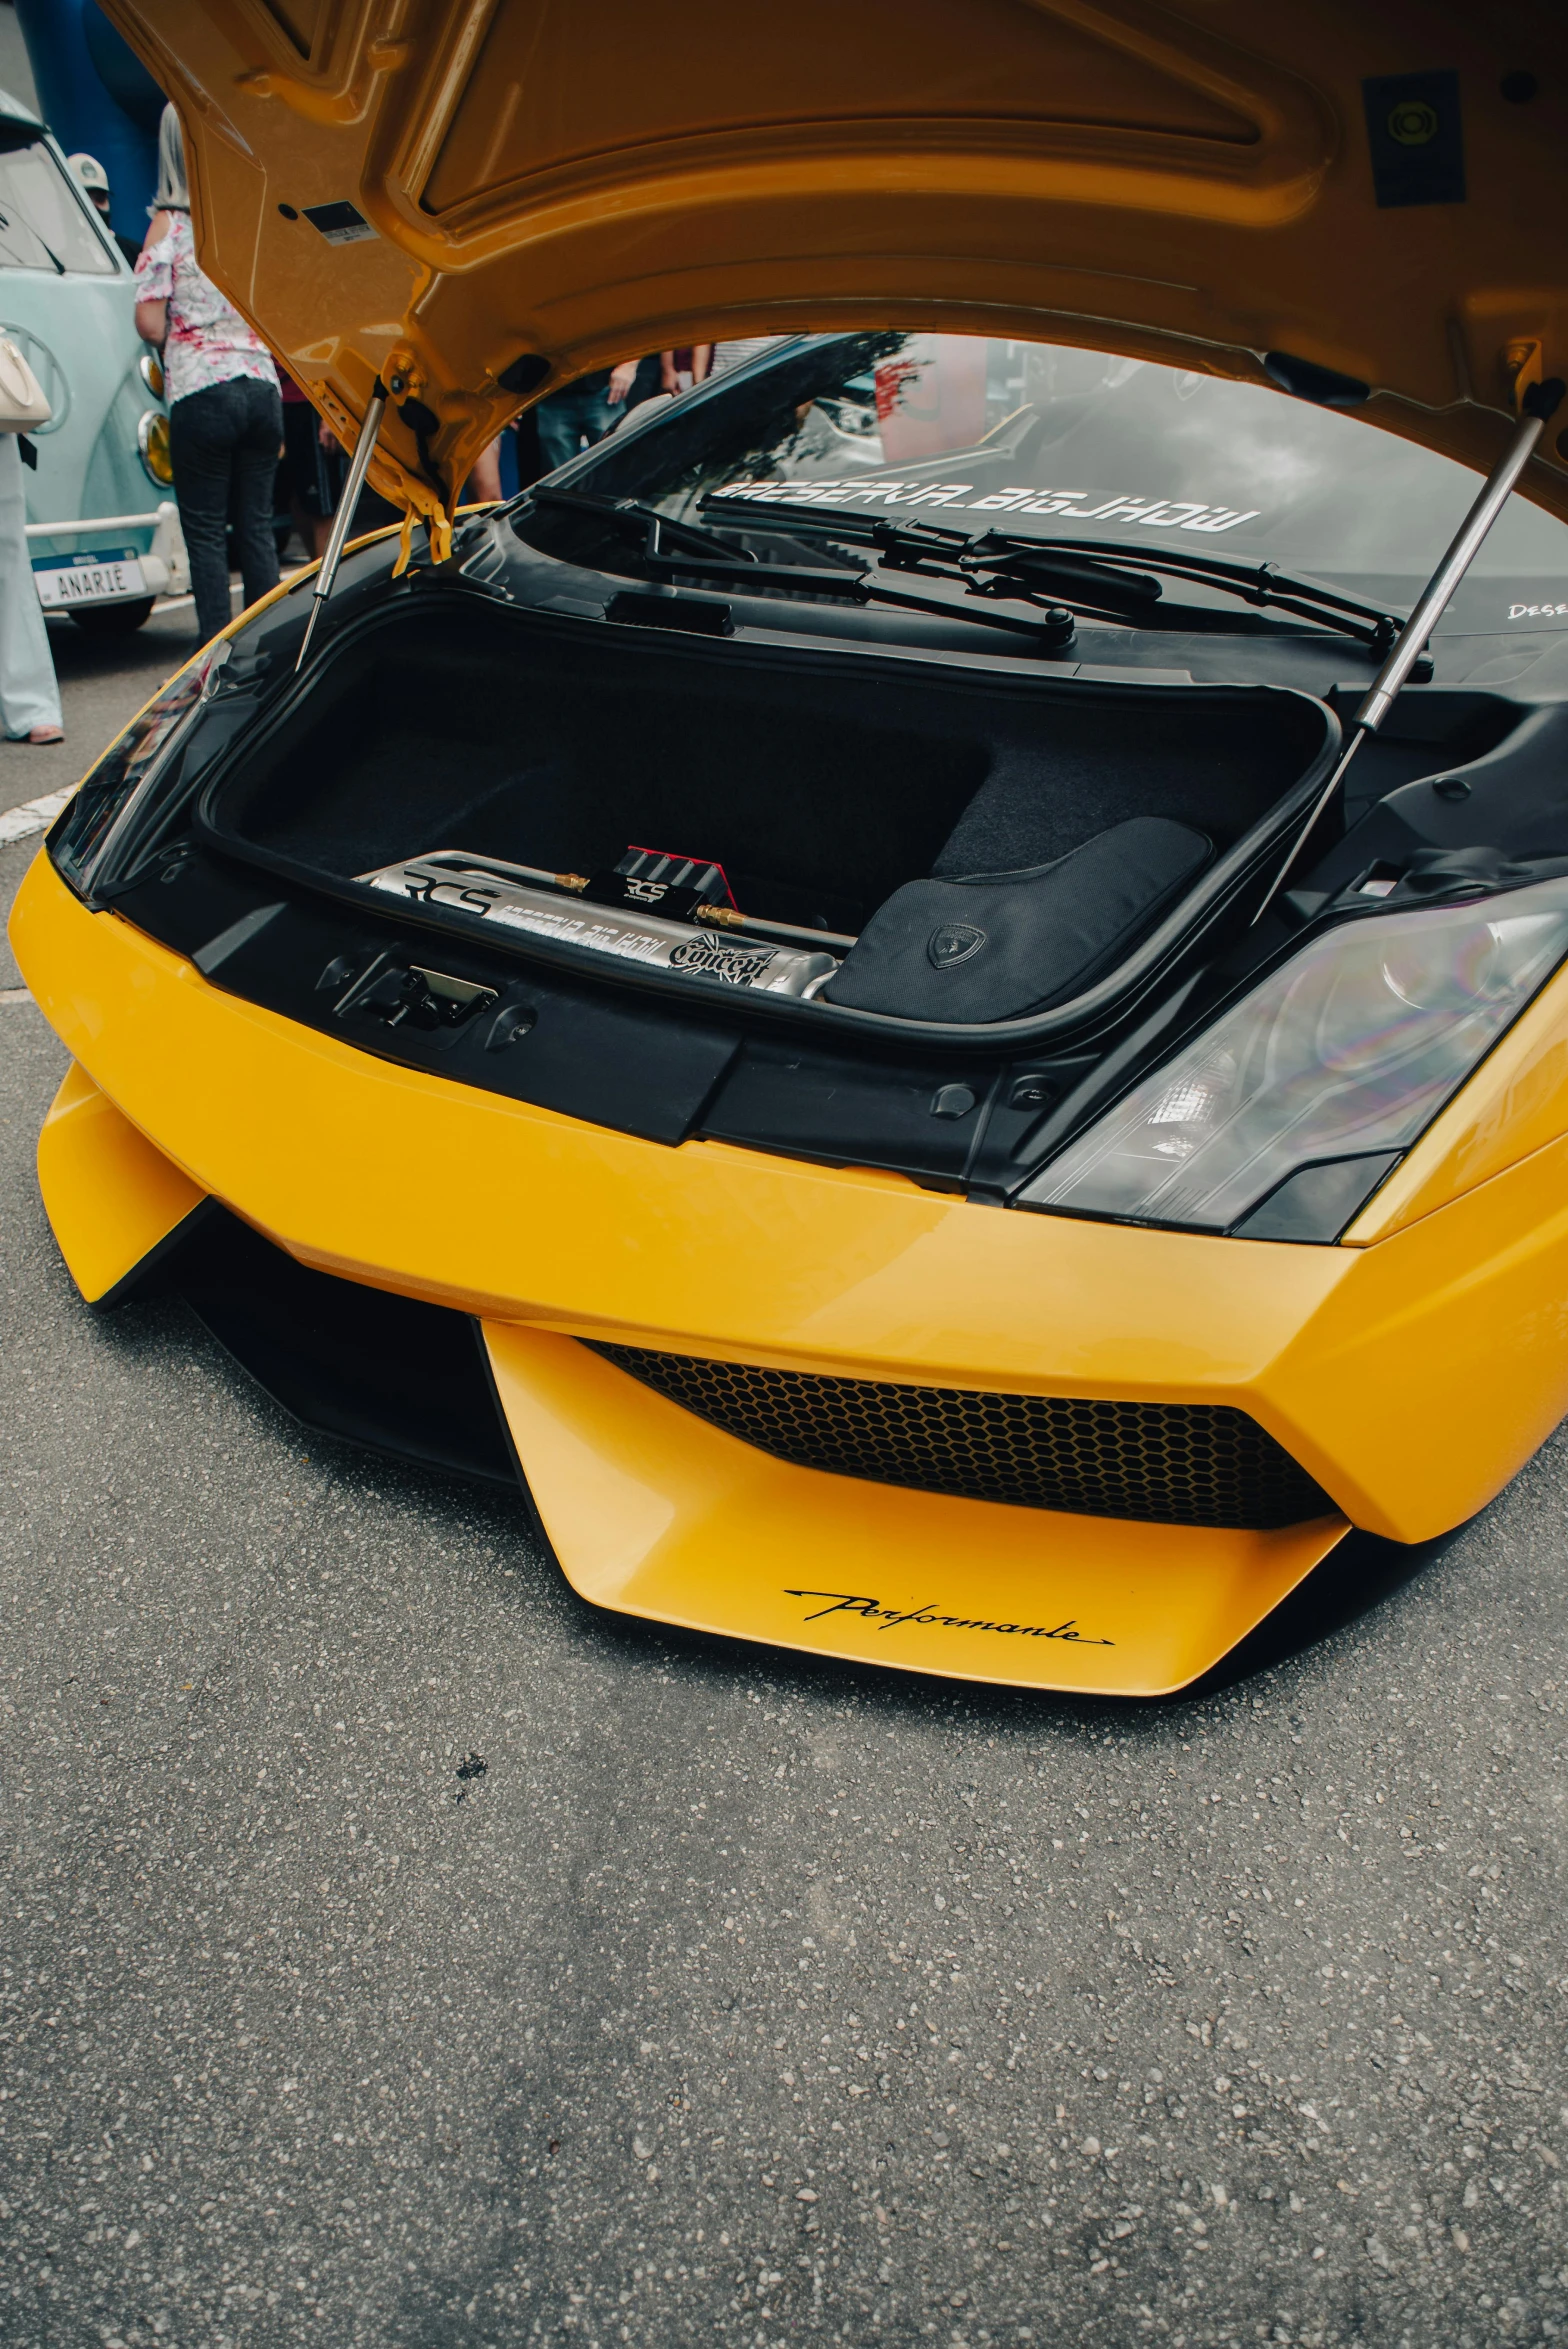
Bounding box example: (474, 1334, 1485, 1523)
(13, 0, 1568, 1695)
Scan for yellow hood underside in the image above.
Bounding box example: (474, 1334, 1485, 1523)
(101, 0, 1568, 528)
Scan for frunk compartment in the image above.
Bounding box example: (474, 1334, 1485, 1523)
(203, 601, 1333, 944)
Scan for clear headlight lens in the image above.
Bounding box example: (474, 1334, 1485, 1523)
(1019, 880, 1568, 1235)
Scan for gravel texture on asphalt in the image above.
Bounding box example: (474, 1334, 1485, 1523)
(1, 633, 1566, 2349)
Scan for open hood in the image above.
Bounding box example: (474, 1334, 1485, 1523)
(100, 0, 1568, 531)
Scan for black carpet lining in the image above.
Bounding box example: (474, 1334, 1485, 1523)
(210, 605, 1330, 934)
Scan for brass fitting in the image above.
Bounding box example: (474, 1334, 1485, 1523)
(1503, 338, 1543, 412)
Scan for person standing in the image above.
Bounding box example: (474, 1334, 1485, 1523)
(66, 154, 141, 267)
(534, 360, 640, 473)
(705, 335, 790, 380)
(132, 106, 281, 644)
(0, 433, 63, 743)
(279, 371, 344, 561)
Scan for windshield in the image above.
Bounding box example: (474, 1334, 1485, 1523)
(561, 332, 1568, 636)
(0, 124, 115, 275)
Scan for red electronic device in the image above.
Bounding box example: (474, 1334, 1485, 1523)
(581, 845, 737, 920)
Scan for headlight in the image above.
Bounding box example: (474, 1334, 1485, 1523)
(138, 408, 172, 484)
(139, 351, 164, 399)
(49, 639, 229, 897)
(1019, 880, 1568, 1241)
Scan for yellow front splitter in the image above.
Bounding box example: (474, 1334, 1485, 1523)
(483, 1324, 1348, 1697)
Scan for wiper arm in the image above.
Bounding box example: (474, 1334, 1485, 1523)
(969, 532, 1403, 653)
(696, 497, 1147, 636)
(533, 486, 1074, 647)
(631, 548, 1077, 648)
(530, 486, 756, 569)
(701, 496, 969, 568)
(700, 503, 1165, 614)
(699, 494, 1407, 653)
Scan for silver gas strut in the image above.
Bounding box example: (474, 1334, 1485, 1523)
(294, 376, 388, 672)
(1252, 374, 1565, 926)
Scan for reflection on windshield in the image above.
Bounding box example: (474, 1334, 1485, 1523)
(0, 130, 115, 275)
(715, 472, 1260, 536)
(570, 332, 1568, 618)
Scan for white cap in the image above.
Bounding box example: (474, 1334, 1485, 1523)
(68, 152, 110, 196)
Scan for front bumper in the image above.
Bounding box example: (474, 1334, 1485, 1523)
(16, 849, 1568, 1693)
(26, 501, 188, 605)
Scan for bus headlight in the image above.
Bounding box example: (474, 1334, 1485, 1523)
(138, 408, 172, 485)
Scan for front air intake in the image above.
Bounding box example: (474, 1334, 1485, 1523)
(587, 1346, 1334, 1530)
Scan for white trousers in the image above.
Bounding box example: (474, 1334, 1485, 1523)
(0, 435, 61, 738)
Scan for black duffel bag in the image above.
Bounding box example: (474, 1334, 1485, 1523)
(823, 816, 1211, 1022)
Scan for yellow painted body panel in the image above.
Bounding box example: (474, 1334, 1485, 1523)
(482, 1323, 1347, 1697)
(96, 0, 1568, 524)
(1263, 1129, 1568, 1535)
(14, 843, 1568, 1590)
(10, 858, 1355, 1382)
(35, 1061, 205, 1304)
(19, 4, 1568, 1687)
(1345, 954, 1568, 1242)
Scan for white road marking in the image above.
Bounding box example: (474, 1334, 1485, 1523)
(0, 986, 32, 1005)
(0, 790, 72, 845)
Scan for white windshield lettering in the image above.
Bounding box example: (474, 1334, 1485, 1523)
(1180, 507, 1261, 533)
(1134, 502, 1209, 528)
(712, 477, 1266, 534)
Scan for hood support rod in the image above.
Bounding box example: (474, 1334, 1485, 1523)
(294, 378, 388, 672)
(1252, 375, 1565, 927)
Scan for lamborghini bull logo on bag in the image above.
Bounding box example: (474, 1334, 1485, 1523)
(928, 921, 987, 969)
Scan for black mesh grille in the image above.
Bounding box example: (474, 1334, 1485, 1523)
(588, 1345, 1333, 1530)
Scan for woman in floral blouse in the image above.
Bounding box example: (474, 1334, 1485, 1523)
(133, 107, 281, 644)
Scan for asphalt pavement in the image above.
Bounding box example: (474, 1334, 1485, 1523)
(2, 606, 1566, 2349)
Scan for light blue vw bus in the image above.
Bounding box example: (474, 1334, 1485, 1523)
(1, 80, 184, 632)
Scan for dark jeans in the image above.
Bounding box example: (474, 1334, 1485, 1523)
(536, 376, 619, 474)
(169, 375, 283, 643)
(281, 397, 344, 519)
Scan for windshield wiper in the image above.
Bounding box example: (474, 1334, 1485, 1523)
(530, 487, 756, 569)
(698, 495, 1407, 654)
(528, 485, 1076, 647)
(968, 531, 1404, 653)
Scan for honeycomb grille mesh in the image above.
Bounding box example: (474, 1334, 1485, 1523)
(588, 1345, 1333, 1530)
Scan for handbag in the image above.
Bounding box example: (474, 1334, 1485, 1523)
(0, 335, 51, 431)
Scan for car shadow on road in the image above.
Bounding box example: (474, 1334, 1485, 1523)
(70, 1283, 1472, 1734)
(1179, 1522, 1467, 1699)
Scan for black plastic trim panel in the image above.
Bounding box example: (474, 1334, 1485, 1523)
(109, 1203, 519, 1487)
(107, 844, 1015, 1171)
(589, 1343, 1336, 1529)
(110, 848, 742, 1147)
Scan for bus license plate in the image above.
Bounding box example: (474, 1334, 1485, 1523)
(35, 555, 147, 608)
